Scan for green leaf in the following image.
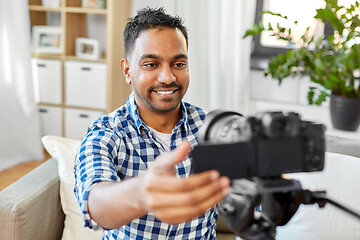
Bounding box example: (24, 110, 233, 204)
(310, 76, 319, 85)
(268, 22, 273, 31)
(243, 29, 255, 38)
(350, 17, 360, 31)
(314, 58, 325, 70)
(315, 8, 344, 34)
(349, 4, 355, 12)
(315, 90, 330, 105)
(243, 22, 265, 38)
(307, 87, 316, 105)
(278, 36, 289, 41)
(262, 11, 288, 20)
(258, 21, 265, 31)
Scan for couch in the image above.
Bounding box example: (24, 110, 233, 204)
(0, 136, 236, 240)
(0, 134, 359, 240)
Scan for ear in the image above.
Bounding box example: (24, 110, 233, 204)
(120, 59, 131, 84)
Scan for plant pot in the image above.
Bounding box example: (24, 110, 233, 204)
(330, 94, 360, 131)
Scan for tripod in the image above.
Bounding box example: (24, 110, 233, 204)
(219, 178, 360, 240)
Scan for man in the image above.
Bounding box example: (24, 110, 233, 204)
(74, 7, 230, 239)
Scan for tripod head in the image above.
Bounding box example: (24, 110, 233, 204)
(219, 177, 360, 240)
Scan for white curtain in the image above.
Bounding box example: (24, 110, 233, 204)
(131, 0, 256, 114)
(0, 0, 43, 171)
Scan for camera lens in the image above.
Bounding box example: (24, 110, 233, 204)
(198, 111, 251, 144)
(209, 115, 251, 143)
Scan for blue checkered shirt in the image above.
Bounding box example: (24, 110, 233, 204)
(74, 92, 218, 239)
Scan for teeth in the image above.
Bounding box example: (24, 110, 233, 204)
(156, 90, 174, 95)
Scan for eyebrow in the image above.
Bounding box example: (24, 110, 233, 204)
(139, 53, 188, 61)
(174, 54, 188, 60)
(140, 54, 159, 61)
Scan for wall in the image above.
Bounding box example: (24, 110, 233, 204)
(249, 69, 360, 142)
(249, 70, 331, 126)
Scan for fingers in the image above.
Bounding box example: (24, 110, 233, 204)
(143, 172, 230, 225)
(152, 178, 230, 224)
(147, 176, 230, 208)
(154, 141, 191, 172)
(146, 170, 220, 192)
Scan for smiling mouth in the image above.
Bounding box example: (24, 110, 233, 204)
(155, 90, 175, 95)
(153, 88, 179, 96)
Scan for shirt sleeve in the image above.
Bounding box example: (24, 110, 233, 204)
(73, 122, 122, 230)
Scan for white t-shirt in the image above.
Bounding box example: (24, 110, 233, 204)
(148, 126, 172, 152)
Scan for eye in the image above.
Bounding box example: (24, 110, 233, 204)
(142, 62, 158, 68)
(173, 62, 187, 68)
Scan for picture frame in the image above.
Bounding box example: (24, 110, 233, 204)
(75, 38, 100, 60)
(82, 0, 106, 9)
(41, 0, 60, 7)
(32, 26, 62, 54)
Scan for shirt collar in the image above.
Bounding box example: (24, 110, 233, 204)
(126, 92, 190, 135)
(174, 103, 190, 134)
(126, 92, 147, 134)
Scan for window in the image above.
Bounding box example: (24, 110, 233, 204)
(251, 0, 330, 69)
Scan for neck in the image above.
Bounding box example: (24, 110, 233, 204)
(138, 106, 181, 134)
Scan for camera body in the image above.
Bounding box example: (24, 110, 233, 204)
(192, 110, 326, 179)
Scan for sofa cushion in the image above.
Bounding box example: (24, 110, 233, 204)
(276, 152, 360, 240)
(42, 136, 102, 240)
(0, 159, 64, 240)
(326, 134, 360, 158)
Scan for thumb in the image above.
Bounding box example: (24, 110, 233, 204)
(155, 141, 191, 171)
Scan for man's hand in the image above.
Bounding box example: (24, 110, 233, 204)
(88, 141, 230, 229)
(138, 141, 230, 224)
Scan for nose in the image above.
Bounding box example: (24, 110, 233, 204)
(158, 65, 176, 85)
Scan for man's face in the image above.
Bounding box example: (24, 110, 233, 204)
(123, 27, 189, 114)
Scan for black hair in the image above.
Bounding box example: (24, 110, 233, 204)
(123, 7, 188, 59)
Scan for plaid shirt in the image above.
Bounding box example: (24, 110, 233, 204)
(74, 92, 218, 240)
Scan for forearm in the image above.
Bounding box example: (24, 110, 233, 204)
(85, 142, 230, 229)
(88, 177, 147, 229)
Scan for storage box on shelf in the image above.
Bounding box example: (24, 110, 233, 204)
(65, 60, 107, 109)
(38, 105, 63, 136)
(32, 58, 62, 104)
(29, 0, 132, 139)
(64, 108, 104, 139)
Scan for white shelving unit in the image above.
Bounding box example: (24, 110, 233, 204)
(29, 0, 132, 139)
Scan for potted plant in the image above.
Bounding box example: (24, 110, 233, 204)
(244, 0, 360, 131)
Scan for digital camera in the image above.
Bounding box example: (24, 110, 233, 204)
(192, 110, 326, 179)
